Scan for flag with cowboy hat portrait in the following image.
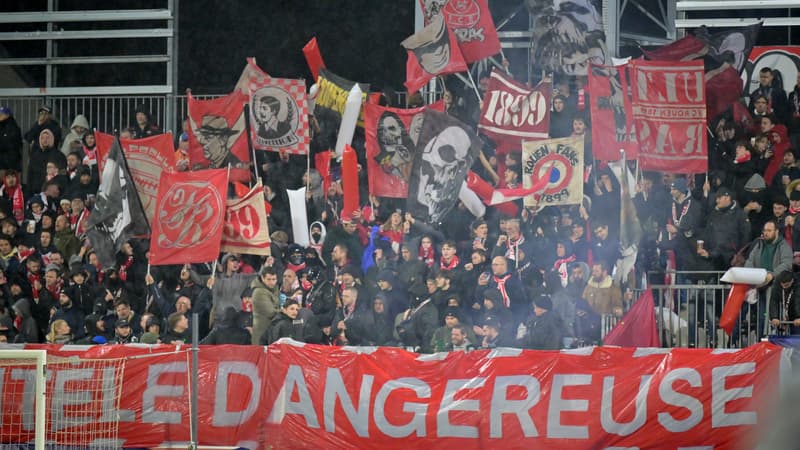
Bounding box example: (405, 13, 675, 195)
(187, 89, 251, 181)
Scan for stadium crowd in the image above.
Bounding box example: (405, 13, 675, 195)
(1, 66, 800, 350)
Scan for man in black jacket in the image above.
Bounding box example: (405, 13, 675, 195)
(770, 270, 800, 335)
(332, 286, 375, 346)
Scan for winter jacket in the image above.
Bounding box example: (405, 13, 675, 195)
(265, 311, 301, 345)
(0, 115, 22, 171)
(745, 236, 793, 279)
(200, 307, 251, 345)
(250, 275, 280, 345)
(60, 115, 89, 156)
(523, 311, 563, 350)
(582, 275, 623, 315)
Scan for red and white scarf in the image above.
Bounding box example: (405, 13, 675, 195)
(0, 183, 24, 224)
(440, 255, 460, 271)
(419, 245, 435, 268)
(505, 236, 525, 262)
(493, 274, 512, 308)
(118, 255, 134, 282)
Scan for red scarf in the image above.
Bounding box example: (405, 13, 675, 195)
(119, 256, 134, 282)
(419, 246, 435, 268)
(28, 272, 41, 299)
(735, 151, 752, 164)
(577, 88, 586, 110)
(83, 147, 97, 167)
(47, 279, 62, 300)
(1, 183, 24, 224)
(440, 255, 460, 271)
(241, 298, 253, 313)
(552, 254, 576, 271)
(492, 274, 512, 308)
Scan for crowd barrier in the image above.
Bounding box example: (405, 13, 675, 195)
(0, 341, 789, 449)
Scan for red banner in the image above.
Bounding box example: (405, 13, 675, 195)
(303, 37, 326, 82)
(119, 133, 176, 224)
(421, 0, 501, 63)
(93, 130, 115, 177)
(341, 145, 360, 219)
(365, 102, 444, 198)
(402, 15, 468, 94)
(630, 60, 708, 173)
(0, 342, 783, 449)
(221, 181, 271, 256)
(186, 90, 251, 181)
(478, 69, 551, 154)
(588, 63, 638, 161)
(248, 76, 310, 155)
(149, 169, 229, 265)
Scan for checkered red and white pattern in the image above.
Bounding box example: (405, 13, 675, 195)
(248, 75, 310, 155)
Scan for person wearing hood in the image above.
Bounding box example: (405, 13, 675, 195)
(304, 169, 325, 212)
(250, 266, 280, 345)
(201, 306, 251, 345)
(131, 105, 162, 139)
(12, 297, 40, 343)
(308, 221, 327, 262)
(770, 149, 800, 195)
(741, 173, 772, 241)
(549, 94, 574, 138)
(60, 114, 90, 156)
(370, 293, 396, 346)
(208, 253, 257, 325)
(0, 106, 22, 177)
(23, 104, 61, 151)
(27, 128, 66, 196)
(522, 295, 563, 350)
(376, 269, 408, 320)
(73, 313, 108, 345)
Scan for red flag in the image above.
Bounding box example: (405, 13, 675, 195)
(604, 290, 661, 347)
(221, 181, 271, 256)
(120, 133, 177, 224)
(640, 35, 708, 61)
(629, 60, 707, 174)
(402, 15, 468, 94)
(248, 76, 310, 155)
(365, 102, 445, 198)
(302, 37, 326, 82)
(341, 145, 359, 219)
(478, 69, 551, 154)
(314, 150, 331, 195)
(149, 169, 229, 266)
(706, 65, 743, 120)
(464, 171, 517, 217)
(421, 0, 501, 63)
(588, 63, 638, 161)
(186, 90, 251, 182)
(233, 181, 250, 199)
(720, 283, 750, 336)
(94, 130, 115, 177)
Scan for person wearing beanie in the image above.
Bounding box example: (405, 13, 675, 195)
(27, 128, 66, 197)
(522, 295, 563, 350)
(431, 306, 476, 352)
(50, 286, 85, 340)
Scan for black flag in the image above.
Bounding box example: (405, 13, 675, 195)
(85, 137, 150, 268)
(407, 110, 481, 224)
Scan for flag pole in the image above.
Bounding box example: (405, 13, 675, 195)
(243, 103, 257, 188)
(306, 151, 311, 192)
(465, 68, 483, 104)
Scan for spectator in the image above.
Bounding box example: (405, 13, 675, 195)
(72, 313, 107, 345)
(447, 324, 476, 352)
(28, 129, 66, 196)
(131, 105, 162, 139)
(51, 287, 85, 340)
(46, 319, 72, 344)
(163, 312, 191, 344)
(60, 114, 90, 156)
(770, 270, 800, 335)
(264, 299, 303, 344)
(202, 306, 251, 345)
(522, 294, 563, 350)
(112, 319, 138, 344)
(332, 286, 375, 346)
(11, 297, 40, 343)
(745, 219, 793, 339)
(250, 266, 280, 345)
(582, 261, 624, 331)
(431, 306, 474, 352)
(396, 291, 437, 352)
(749, 67, 788, 123)
(23, 105, 61, 150)
(0, 106, 22, 178)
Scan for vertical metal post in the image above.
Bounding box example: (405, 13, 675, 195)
(604, 0, 620, 59)
(190, 311, 199, 449)
(46, 0, 56, 91)
(165, 0, 180, 134)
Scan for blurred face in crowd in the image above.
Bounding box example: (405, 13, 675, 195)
(483, 324, 498, 339)
(262, 273, 278, 289)
(340, 273, 355, 288)
(556, 242, 567, 257)
(283, 302, 300, 319)
(27, 259, 41, 274)
(441, 244, 456, 260)
(55, 215, 69, 232)
(226, 257, 239, 273)
(4, 173, 17, 188)
(473, 222, 488, 239)
(56, 321, 71, 336)
(71, 198, 85, 214)
(84, 133, 95, 147)
(762, 222, 778, 242)
(283, 269, 297, 288)
(421, 237, 432, 250)
(50, 252, 63, 267)
(401, 247, 412, 261)
(175, 296, 191, 314)
(116, 322, 131, 337)
(507, 221, 521, 240)
(569, 265, 585, 284)
(591, 263, 606, 282)
(44, 269, 58, 287)
(67, 153, 80, 170)
(553, 97, 564, 112)
(58, 292, 72, 307)
(343, 221, 357, 234)
(175, 314, 189, 332)
(447, 296, 460, 307)
(331, 245, 346, 265)
(115, 302, 132, 320)
(593, 225, 608, 241)
(715, 192, 731, 209)
(341, 288, 357, 308)
(572, 118, 586, 135)
(445, 315, 459, 328)
(0, 239, 11, 255)
(39, 131, 54, 149)
(774, 203, 787, 218)
(1, 222, 16, 236)
(761, 117, 775, 133)
(426, 278, 437, 294)
(491, 256, 507, 276)
(451, 327, 467, 346)
(136, 112, 148, 126)
(471, 251, 485, 265)
(46, 162, 58, 177)
(753, 97, 768, 114)
(784, 151, 796, 167)
(759, 70, 773, 87)
(373, 299, 385, 314)
(435, 274, 448, 289)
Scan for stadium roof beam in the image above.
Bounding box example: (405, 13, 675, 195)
(0, 29, 173, 41)
(0, 9, 172, 23)
(677, 1, 800, 11)
(0, 55, 171, 65)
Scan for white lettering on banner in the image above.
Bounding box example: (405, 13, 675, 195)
(100, 367, 136, 423)
(658, 368, 704, 432)
(483, 90, 547, 128)
(8, 368, 36, 431)
(547, 374, 592, 439)
(142, 362, 188, 424)
(53, 369, 95, 431)
(373, 378, 430, 438)
(711, 363, 756, 428)
(490, 375, 541, 438)
(437, 378, 487, 438)
(636, 70, 704, 103)
(323, 368, 373, 437)
(213, 362, 261, 427)
(601, 375, 652, 436)
(267, 364, 320, 428)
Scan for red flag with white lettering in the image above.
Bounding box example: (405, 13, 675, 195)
(478, 69, 551, 154)
(420, 0, 501, 63)
(119, 133, 176, 224)
(221, 181, 271, 256)
(149, 169, 229, 265)
(402, 15, 468, 94)
(630, 60, 708, 173)
(588, 63, 638, 161)
(186, 90, 251, 181)
(365, 101, 445, 198)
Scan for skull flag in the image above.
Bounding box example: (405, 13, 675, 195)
(407, 110, 481, 223)
(365, 101, 445, 198)
(187, 90, 251, 181)
(420, 0, 501, 64)
(149, 169, 230, 266)
(402, 14, 468, 94)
